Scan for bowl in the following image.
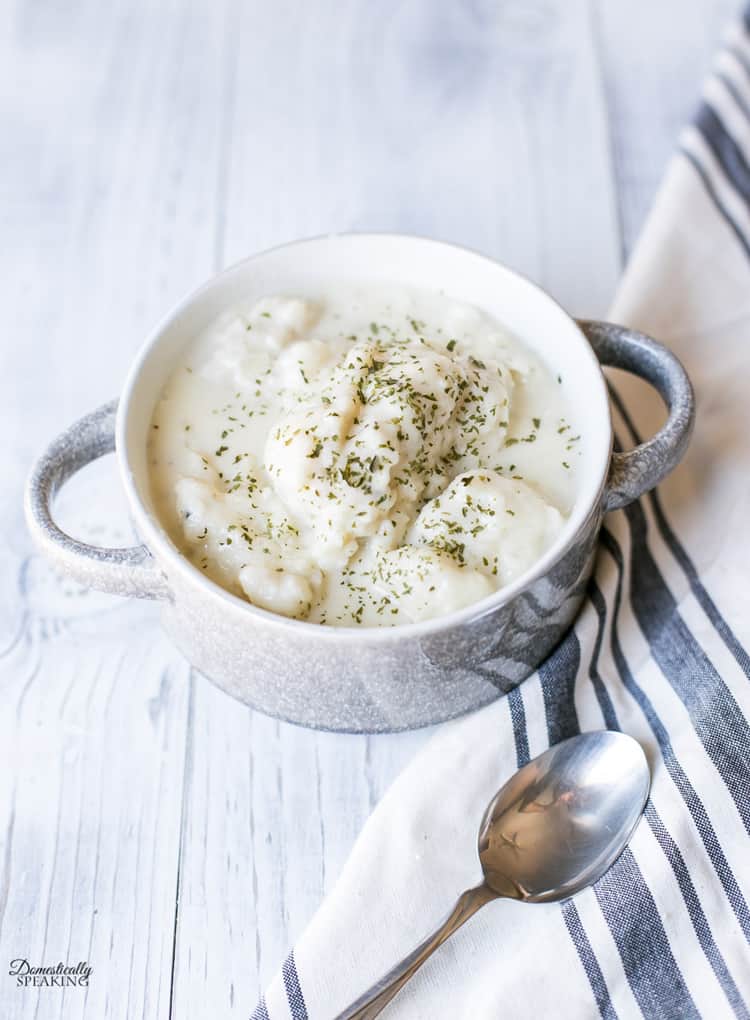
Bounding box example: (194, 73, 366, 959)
(24, 235, 694, 732)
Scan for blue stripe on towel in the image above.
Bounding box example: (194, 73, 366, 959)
(584, 579, 749, 1013)
(561, 901, 619, 1020)
(508, 683, 618, 1017)
(586, 585, 619, 730)
(538, 625, 696, 1017)
(594, 849, 699, 1019)
(538, 630, 581, 746)
(593, 542, 750, 944)
(614, 504, 750, 834)
(646, 484, 750, 678)
(537, 636, 619, 1020)
(507, 686, 530, 767)
(716, 68, 750, 120)
(695, 104, 750, 199)
(249, 996, 270, 1020)
(609, 386, 750, 683)
(282, 953, 309, 1020)
(679, 147, 750, 258)
(645, 803, 750, 1018)
(509, 661, 616, 1018)
(682, 55, 750, 254)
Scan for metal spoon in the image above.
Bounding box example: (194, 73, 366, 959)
(337, 730, 650, 1019)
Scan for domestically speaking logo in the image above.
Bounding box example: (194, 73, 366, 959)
(8, 959, 92, 987)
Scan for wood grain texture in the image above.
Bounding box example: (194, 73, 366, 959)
(0, 0, 228, 1015)
(0, 0, 740, 1017)
(595, 0, 741, 258)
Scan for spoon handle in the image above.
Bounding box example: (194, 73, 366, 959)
(335, 883, 496, 1019)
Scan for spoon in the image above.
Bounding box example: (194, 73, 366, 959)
(337, 730, 650, 1019)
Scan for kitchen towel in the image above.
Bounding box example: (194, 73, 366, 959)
(254, 10, 750, 1019)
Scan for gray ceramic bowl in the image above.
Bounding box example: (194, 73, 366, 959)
(25, 235, 694, 732)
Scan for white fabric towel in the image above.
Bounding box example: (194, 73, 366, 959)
(255, 12, 750, 1019)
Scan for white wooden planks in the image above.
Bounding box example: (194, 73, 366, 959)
(0, 0, 229, 1016)
(595, 0, 741, 256)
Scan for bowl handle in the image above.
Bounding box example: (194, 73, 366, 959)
(24, 399, 171, 600)
(577, 320, 695, 513)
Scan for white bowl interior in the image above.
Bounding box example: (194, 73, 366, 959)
(118, 234, 611, 633)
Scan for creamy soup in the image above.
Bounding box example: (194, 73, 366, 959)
(148, 286, 582, 626)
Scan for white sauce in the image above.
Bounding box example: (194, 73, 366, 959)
(148, 286, 582, 626)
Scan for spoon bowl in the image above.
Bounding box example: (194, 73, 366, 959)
(479, 731, 650, 902)
(338, 730, 650, 1019)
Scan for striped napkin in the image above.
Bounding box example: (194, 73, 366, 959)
(254, 11, 750, 1019)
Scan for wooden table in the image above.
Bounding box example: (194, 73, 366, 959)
(0, 1, 740, 1016)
